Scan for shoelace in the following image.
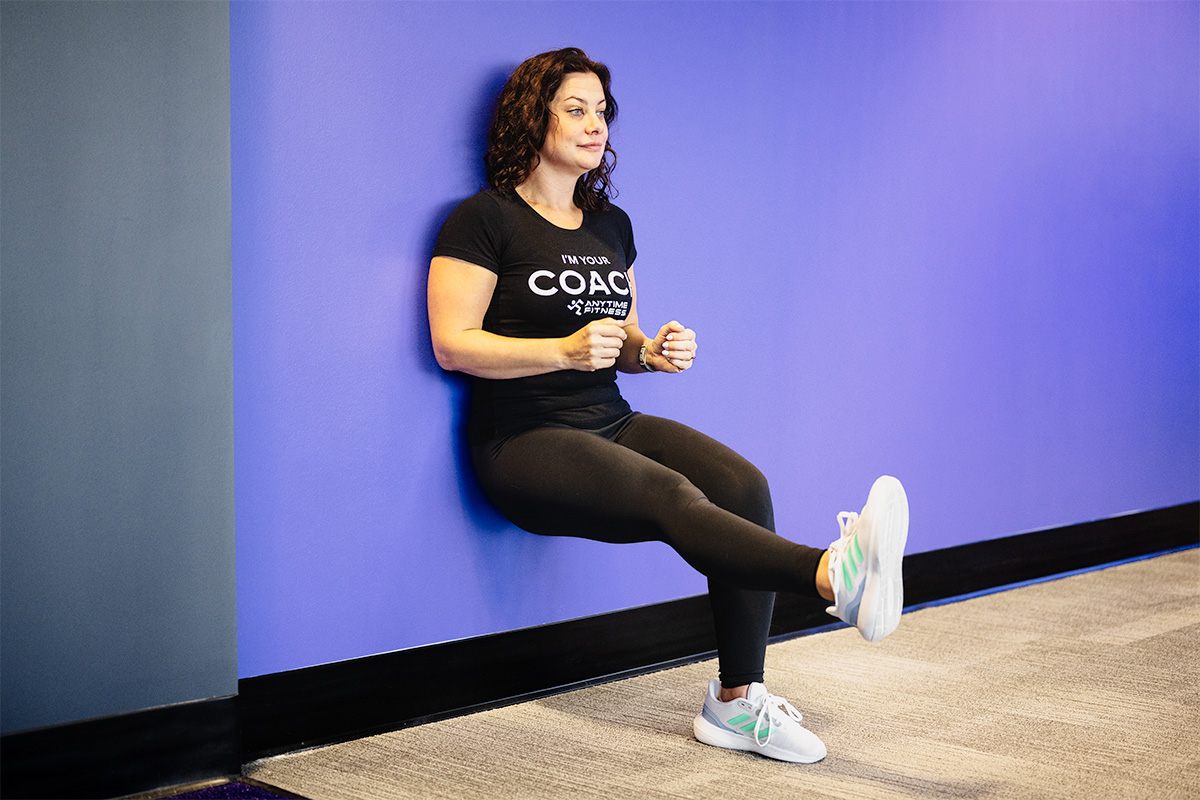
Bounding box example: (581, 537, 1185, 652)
(836, 511, 859, 541)
(825, 513, 864, 614)
(750, 692, 804, 749)
(827, 512, 860, 595)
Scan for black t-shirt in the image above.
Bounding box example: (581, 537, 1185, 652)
(432, 190, 637, 442)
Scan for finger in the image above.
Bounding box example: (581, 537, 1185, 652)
(594, 318, 628, 338)
(652, 349, 689, 370)
(589, 329, 626, 345)
(665, 338, 696, 352)
(669, 345, 696, 362)
(592, 348, 622, 362)
(584, 320, 625, 339)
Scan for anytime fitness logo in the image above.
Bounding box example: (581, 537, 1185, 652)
(528, 255, 631, 317)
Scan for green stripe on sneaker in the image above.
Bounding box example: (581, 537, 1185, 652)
(726, 713, 765, 736)
(842, 533, 865, 592)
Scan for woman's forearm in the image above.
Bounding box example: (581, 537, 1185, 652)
(433, 329, 569, 380)
(435, 318, 629, 379)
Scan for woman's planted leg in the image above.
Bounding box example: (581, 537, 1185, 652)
(610, 414, 814, 690)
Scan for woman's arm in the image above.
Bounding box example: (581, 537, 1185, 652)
(616, 268, 698, 374)
(428, 256, 628, 379)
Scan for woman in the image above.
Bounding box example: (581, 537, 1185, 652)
(428, 47, 908, 764)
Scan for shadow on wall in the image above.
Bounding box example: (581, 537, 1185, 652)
(414, 66, 519, 541)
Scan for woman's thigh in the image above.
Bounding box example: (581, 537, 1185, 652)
(471, 424, 703, 545)
(612, 414, 775, 531)
(472, 418, 820, 595)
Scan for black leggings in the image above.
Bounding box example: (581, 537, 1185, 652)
(471, 412, 826, 688)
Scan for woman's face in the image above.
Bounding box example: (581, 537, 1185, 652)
(537, 71, 608, 178)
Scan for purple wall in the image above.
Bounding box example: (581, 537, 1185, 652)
(232, 1, 1199, 678)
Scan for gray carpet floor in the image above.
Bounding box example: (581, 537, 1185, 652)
(246, 549, 1200, 799)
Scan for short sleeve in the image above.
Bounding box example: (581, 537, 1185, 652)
(431, 192, 509, 274)
(614, 205, 636, 268)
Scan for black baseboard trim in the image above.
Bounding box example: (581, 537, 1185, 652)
(239, 501, 1198, 762)
(0, 695, 239, 800)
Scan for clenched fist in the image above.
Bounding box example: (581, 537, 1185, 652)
(563, 318, 627, 372)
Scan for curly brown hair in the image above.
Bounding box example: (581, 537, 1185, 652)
(485, 48, 618, 211)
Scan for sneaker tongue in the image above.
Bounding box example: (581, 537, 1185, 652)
(746, 682, 768, 703)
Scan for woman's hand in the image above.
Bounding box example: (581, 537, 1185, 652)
(563, 318, 627, 372)
(646, 320, 697, 373)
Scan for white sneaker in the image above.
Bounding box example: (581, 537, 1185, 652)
(693, 679, 827, 763)
(826, 475, 909, 643)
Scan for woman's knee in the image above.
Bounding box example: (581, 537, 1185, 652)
(651, 462, 773, 538)
(646, 468, 708, 511)
(618, 414, 775, 525)
(713, 461, 775, 530)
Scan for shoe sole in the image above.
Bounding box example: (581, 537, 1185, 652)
(693, 713, 827, 764)
(857, 475, 909, 643)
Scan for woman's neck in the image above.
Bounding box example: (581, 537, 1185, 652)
(516, 170, 583, 228)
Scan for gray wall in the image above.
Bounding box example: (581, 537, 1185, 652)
(1, 1, 235, 733)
